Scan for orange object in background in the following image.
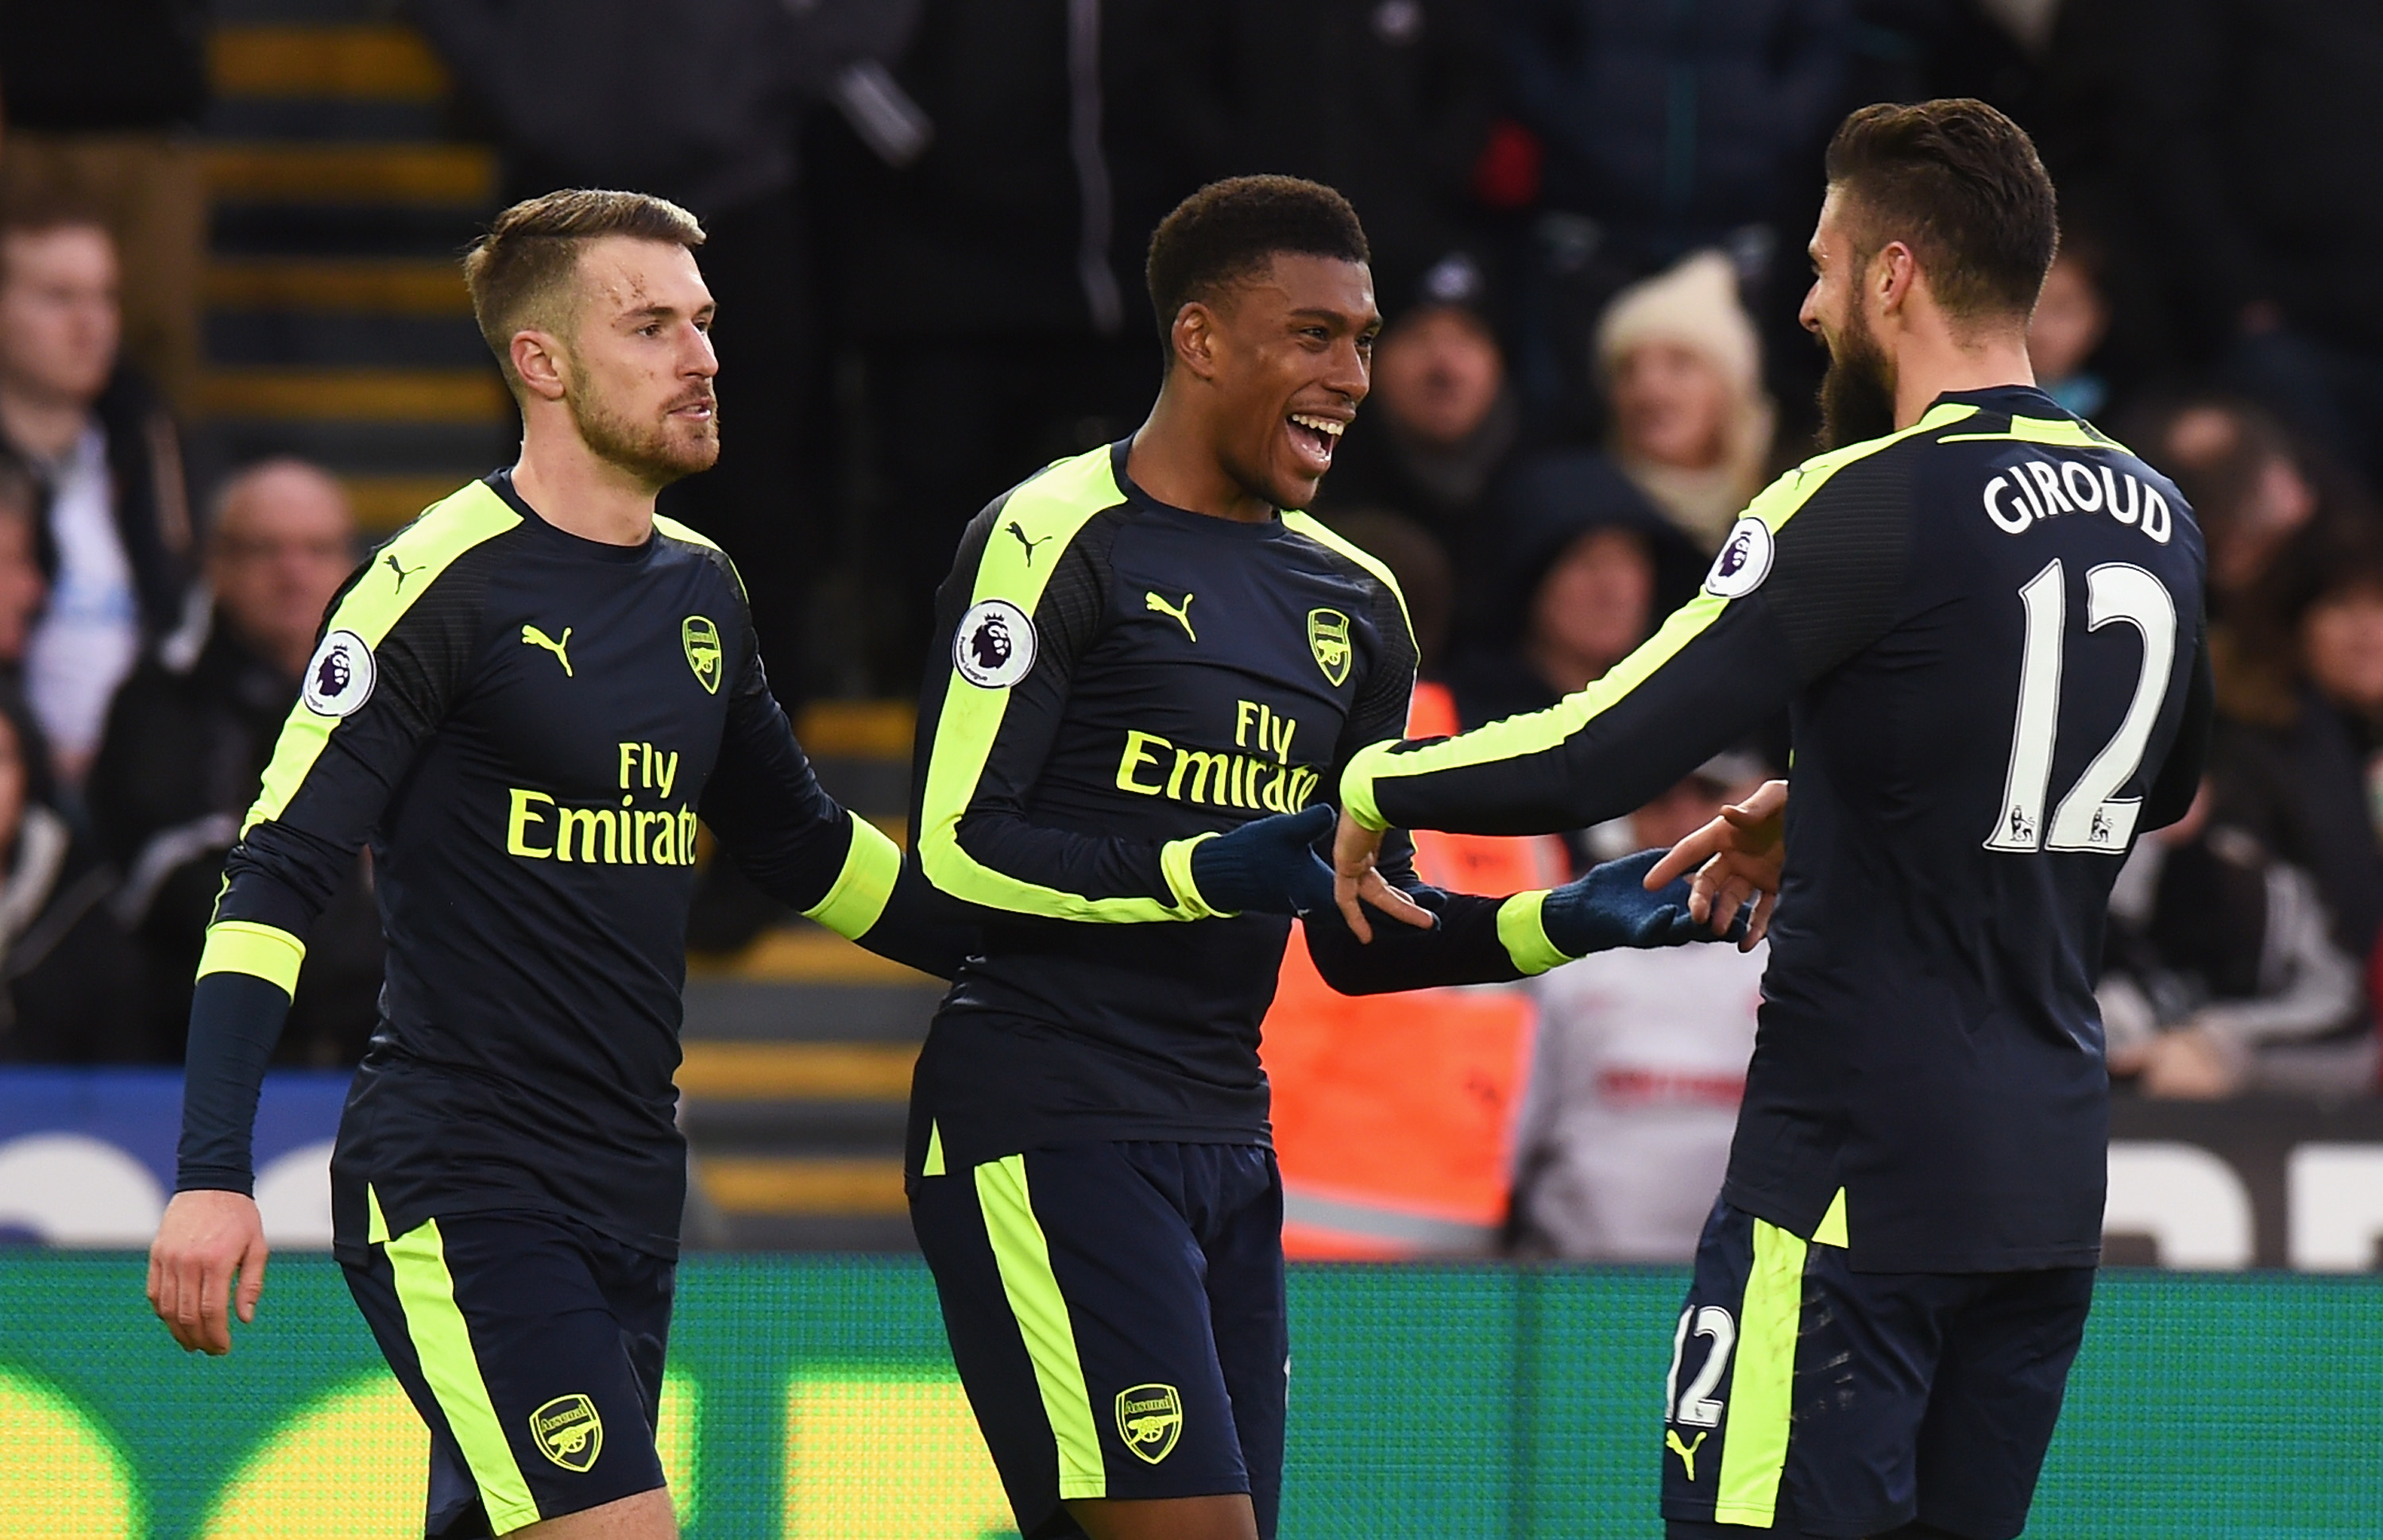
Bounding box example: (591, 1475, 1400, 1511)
(1263, 683, 1568, 1259)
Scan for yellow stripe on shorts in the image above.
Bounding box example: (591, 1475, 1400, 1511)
(1713, 1218, 1809, 1526)
(975, 1154, 1107, 1499)
(380, 1206, 543, 1533)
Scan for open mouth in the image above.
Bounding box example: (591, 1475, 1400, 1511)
(1287, 411, 1344, 472)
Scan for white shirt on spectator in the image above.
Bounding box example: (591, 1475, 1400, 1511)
(25, 423, 141, 773)
(1512, 940, 1767, 1261)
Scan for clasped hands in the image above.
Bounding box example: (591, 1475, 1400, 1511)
(1331, 778, 1789, 952)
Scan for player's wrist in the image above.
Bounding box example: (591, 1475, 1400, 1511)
(1161, 833, 1230, 920)
(1339, 743, 1393, 832)
(1495, 889, 1570, 975)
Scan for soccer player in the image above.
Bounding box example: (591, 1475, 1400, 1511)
(1334, 101, 2212, 1540)
(146, 190, 964, 1540)
(902, 176, 1740, 1540)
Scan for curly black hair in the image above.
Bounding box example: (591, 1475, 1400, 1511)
(1144, 176, 1369, 354)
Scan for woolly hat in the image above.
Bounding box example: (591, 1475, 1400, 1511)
(1594, 250, 1763, 395)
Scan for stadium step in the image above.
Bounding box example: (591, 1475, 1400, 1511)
(196, 13, 508, 531)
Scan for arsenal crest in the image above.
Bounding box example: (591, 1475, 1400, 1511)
(1307, 608, 1352, 687)
(1115, 1383, 1183, 1465)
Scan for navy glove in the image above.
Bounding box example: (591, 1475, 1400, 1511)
(1184, 805, 1338, 916)
(1539, 848, 1744, 957)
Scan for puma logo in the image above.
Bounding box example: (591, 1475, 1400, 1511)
(1145, 591, 1196, 642)
(521, 624, 574, 677)
(1006, 520, 1053, 567)
(384, 553, 425, 592)
(1666, 1429, 1708, 1483)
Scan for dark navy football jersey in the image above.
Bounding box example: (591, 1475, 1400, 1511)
(1343, 387, 2212, 1272)
(908, 442, 1557, 1171)
(182, 472, 937, 1258)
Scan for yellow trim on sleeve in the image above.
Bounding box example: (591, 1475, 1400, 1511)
(1495, 890, 1570, 975)
(801, 813, 903, 939)
(1340, 405, 1979, 825)
(244, 481, 520, 836)
(195, 921, 307, 997)
(1158, 833, 1226, 919)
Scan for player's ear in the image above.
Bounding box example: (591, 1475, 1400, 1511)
(1873, 240, 1919, 318)
(512, 329, 570, 402)
(1172, 302, 1222, 382)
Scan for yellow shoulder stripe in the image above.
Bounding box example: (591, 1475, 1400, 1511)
(196, 919, 306, 997)
(244, 481, 519, 835)
(1281, 510, 1417, 651)
(1939, 413, 2130, 454)
(917, 447, 1199, 922)
(1339, 405, 1976, 831)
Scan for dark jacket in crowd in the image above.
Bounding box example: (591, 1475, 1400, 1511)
(1500, 0, 1850, 249)
(1157, 0, 1501, 306)
(2122, 0, 2383, 353)
(0, 806, 148, 1063)
(88, 622, 385, 1067)
(0, 0, 207, 130)
(2207, 689, 2383, 967)
(89, 366, 195, 645)
(818, 0, 1188, 342)
(409, 0, 916, 214)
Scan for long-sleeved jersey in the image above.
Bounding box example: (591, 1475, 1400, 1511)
(1342, 387, 2214, 1272)
(907, 442, 1564, 1172)
(180, 473, 957, 1259)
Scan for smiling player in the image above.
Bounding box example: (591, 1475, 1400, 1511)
(147, 190, 965, 1540)
(903, 176, 1735, 1540)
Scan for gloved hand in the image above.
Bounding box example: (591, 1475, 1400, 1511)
(1540, 848, 1746, 957)
(1184, 805, 1337, 916)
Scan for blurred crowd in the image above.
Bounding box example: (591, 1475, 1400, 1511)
(2, 0, 2382, 1259)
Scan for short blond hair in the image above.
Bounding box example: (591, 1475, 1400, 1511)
(461, 189, 705, 388)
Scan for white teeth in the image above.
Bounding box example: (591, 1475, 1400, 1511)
(1290, 414, 1344, 437)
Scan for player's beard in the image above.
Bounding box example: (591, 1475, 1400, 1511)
(571, 379, 720, 487)
(1817, 306, 1898, 451)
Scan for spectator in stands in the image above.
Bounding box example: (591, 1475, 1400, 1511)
(1316, 508, 1456, 676)
(2199, 515, 2383, 1009)
(2100, 780, 2369, 1098)
(1508, 755, 1772, 1260)
(1497, 0, 1848, 430)
(87, 459, 383, 1067)
(0, 206, 192, 785)
(2124, 0, 2383, 490)
(0, 691, 146, 1063)
(2030, 241, 2115, 422)
(1596, 251, 1778, 551)
(2138, 398, 2322, 622)
(411, 0, 922, 697)
(0, 0, 208, 410)
(1319, 261, 1523, 641)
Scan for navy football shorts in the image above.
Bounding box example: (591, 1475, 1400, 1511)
(910, 1141, 1288, 1540)
(342, 1195, 674, 1537)
(1663, 1198, 2093, 1540)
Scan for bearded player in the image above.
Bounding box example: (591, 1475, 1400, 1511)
(148, 190, 965, 1539)
(1334, 102, 2213, 1539)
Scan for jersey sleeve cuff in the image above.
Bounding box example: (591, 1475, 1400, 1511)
(801, 813, 903, 939)
(1159, 833, 1228, 920)
(1340, 741, 1394, 832)
(1495, 890, 1570, 975)
(195, 920, 306, 998)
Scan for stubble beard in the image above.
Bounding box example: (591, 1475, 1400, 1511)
(1817, 306, 1898, 452)
(571, 380, 720, 488)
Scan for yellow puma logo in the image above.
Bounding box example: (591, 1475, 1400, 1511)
(521, 624, 574, 677)
(1145, 591, 1196, 642)
(1667, 1429, 1708, 1482)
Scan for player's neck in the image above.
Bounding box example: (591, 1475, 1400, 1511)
(1891, 326, 2037, 430)
(1127, 393, 1276, 525)
(510, 426, 657, 546)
